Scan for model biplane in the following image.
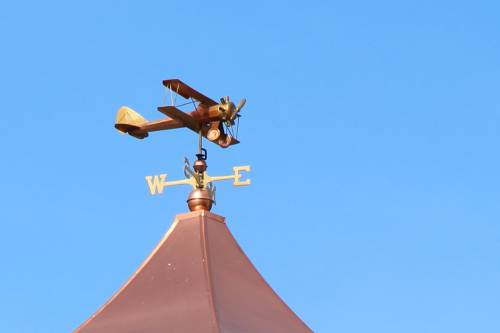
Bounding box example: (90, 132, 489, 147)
(115, 79, 246, 148)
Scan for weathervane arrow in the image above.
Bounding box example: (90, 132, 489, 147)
(145, 165, 251, 196)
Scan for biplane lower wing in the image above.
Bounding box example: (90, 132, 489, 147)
(157, 106, 239, 148)
(163, 79, 217, 107)
(139, 118, 184, 132)
(158, 106, 201, 133)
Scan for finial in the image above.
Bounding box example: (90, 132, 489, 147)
(187, 145, 212, 211)
(187, 188, 214, 211)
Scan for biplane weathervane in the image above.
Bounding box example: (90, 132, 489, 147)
(115, 79, 251, 211)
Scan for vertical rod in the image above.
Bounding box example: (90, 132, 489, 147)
(198, 128, 202, 155)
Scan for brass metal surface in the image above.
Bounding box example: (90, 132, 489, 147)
(115, 79, 245, 148)
(145, 165, 250, 195)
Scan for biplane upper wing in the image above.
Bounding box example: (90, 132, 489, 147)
(163, 79, 218, 106)
(157, 106, 200, 133)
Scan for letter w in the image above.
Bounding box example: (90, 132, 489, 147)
(145, 174, 167, 195)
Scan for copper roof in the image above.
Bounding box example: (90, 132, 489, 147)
(74, 210, 312, 332)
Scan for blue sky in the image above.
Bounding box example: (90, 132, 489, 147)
(1, 1, 499, 332)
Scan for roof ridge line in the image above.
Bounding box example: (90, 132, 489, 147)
(200, 212, 221, 333)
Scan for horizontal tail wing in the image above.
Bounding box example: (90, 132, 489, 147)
(115, 106, 149, 139)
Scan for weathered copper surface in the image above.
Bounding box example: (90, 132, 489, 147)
(74, 211, 312, 333)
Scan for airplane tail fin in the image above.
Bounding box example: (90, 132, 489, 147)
(115, 106, 148, 138)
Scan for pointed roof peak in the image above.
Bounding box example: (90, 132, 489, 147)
(75, 211, 311, 333)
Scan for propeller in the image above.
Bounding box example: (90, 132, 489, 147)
(217, 96, 246, 140)
(229, 98, 246, 123)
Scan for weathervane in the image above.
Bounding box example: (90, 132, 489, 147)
(115, 79, 250, 211)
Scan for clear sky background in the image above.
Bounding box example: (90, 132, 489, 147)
(1, 1, 499, 332)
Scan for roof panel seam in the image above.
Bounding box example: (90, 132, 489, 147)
(200, 214, 221, 333)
